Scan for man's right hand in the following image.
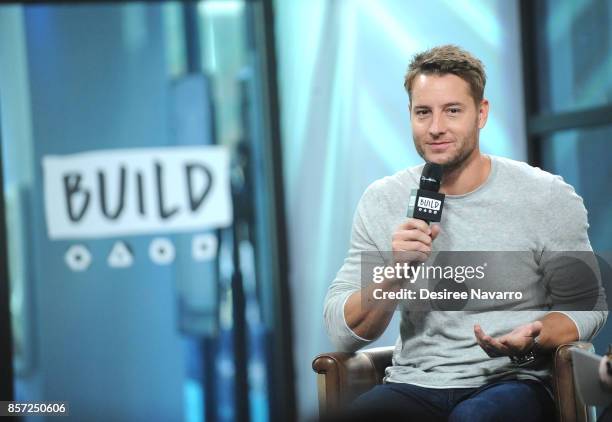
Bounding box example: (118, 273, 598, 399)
(391, 218, 441, 266)
(344, 218, 440, 341)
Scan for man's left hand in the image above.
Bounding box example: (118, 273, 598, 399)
(474, 321, 542, 357)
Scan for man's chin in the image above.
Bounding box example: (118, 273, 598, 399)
(423, 154, 455, 166)
(426, 157, 448, 165)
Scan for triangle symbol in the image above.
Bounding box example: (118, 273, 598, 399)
(107, 241, 134, 268)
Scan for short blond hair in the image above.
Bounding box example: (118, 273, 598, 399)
(404, 45, 486, 105)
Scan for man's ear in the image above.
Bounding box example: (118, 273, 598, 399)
(478, 99, 490, 129)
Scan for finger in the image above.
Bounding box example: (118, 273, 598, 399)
(409, 251, 431, 263)
(474, 324, 486, 340)
(398, 218, 431, 234)
(475, 336, 503, 357)
(392, 241, 432, 254)
(498, 334, 513, 346)
(430, 224, 441, 241)
(474, 326, 502, 357)
(392, 249, 430, 264)
(474, 324, 484, 343)
(485, 339, 510, 356)
(483, 345, 504, 357)
(481, 333, 507, 352)
(530, 321, 543, 337)
(498, 325, 539, 353)
(475, 325, 510, 355)
(474, 325, 497, 355)
(475, 341, 493, 357)
(393, 229, 432, 245)
(473, 331, 491, 355)
(499, 337, 525, 355)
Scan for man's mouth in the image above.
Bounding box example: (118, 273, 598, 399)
(427, 141, 453, 151)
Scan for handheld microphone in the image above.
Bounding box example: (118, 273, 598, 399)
(409, 162, 445, 223)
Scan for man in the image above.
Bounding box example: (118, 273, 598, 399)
(323, 45, 607, 421)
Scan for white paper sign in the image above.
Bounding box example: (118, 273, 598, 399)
(43, 146, 232, 239)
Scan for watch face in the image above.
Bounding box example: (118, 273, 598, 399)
(510, 351, 538, 367)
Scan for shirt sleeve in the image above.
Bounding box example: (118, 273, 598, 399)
(323, 187, 383, 352)
(540, 175, 607, 341)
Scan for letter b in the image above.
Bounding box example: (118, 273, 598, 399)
(63, 173, 90, 222)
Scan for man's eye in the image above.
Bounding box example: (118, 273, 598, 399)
(448, 108, 461, 114)
(416, 110, 430, 116)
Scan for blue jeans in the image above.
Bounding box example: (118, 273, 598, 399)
(349, 380, 555, 421)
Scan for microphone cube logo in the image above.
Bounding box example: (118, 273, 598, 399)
(410, 189, 445, 222)
(417, 197, 441, 211)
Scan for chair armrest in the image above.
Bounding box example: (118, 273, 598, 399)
(312, 346, 394, 414)
(553, 341, 595, 422)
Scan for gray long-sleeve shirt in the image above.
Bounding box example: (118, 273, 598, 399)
(324, 155, 607, 388)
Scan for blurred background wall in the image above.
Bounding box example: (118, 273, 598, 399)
(0, 2, 294, 421)
(1, 5, 186, 420)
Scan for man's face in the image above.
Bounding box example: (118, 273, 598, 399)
(410, 73, 489, 170)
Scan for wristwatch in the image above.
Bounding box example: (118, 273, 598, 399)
(509, 336, 540, 367)
(509, 350, 537, 366)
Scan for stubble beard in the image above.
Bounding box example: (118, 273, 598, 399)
(414, 128, 479, 175)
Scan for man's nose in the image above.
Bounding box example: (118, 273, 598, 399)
(428, 113, 447, 137)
